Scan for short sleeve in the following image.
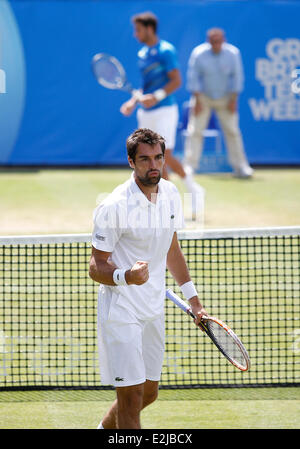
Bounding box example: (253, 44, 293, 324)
(231, 49, 244, 93)
(186, 47, 203, 93)
(161, 44, 179, 73)
(92, 203, 123, 252)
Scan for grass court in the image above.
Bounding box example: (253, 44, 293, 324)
(0, 167, 299, 429)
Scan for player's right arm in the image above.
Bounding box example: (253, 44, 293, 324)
(120, 96, 139, 116)
(89, 246, 149, 285)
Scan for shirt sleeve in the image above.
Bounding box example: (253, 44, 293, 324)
(161, 44, 179, 73)
(92, 202, 123, 252)
(186, 48, 203, 93)
(230, 49, 244, 93)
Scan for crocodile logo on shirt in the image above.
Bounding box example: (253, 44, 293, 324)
(95, 233, 105, 241)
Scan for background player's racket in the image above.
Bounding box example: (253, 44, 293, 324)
(92, 53, 142, 100)
(166, 289, 250, 372)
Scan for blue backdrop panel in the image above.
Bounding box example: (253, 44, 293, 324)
(0, 1, 25, 162)
(0, 0, 299, 166)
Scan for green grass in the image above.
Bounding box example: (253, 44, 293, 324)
(0, 168, 299, 235)
(0, 388, 299, 429)
(0, 167, 299, 429)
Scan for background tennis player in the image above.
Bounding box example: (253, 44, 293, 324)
(89, 128, 207, 429)
(120, 11, 205, 221)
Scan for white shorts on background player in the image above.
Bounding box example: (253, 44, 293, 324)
(137, 104, 179, 150)
(92, 173, 184, 387)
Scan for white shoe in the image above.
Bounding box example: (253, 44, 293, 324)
(183, 164, 195, 177)
(97, 421, 104, 429)
(234, 166, 254, 178)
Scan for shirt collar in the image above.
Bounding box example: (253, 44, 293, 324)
(129, 172, 162, 208)
(209, 43, 224, 55)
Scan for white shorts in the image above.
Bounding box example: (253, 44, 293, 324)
(97, 288, 165, 387)
(137, 104, 179, 150)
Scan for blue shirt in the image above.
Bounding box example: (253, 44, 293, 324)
(186, 42, 244, 99)
(137, 39, 179, 110)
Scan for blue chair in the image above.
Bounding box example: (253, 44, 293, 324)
(179, 101, 222, 154)
(178, 101, 232, 173)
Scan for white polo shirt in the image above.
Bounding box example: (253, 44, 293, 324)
(92, 173, 184, 320)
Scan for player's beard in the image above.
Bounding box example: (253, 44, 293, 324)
(137, 170, 161, 186)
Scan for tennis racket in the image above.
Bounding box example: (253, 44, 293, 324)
(166, 289, 250, 372)
(91, 53, 142, 100)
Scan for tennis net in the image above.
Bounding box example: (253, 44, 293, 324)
(0, 227, 299, 390)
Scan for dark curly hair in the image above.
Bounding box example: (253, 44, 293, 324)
(126, 128, 165, 162)
(131, 11, 158, 33)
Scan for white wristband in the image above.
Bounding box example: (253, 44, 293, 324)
(113, 269, 127, 286)
(180, 281, 197, 300)
(153, 88, 167, 102)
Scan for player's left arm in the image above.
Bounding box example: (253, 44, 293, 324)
(167, 232, 207, 323)
(162, 68, 182, 95)
(158, 45, 182, 94)
(166, 231, 191, 286)
(140, 68, 181, 109)
(228, 49, 244, 113)
(140, 45, 182, 109)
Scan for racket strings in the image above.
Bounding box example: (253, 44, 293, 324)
(94, 59, 123, 88)
(206, 321, 246, 368)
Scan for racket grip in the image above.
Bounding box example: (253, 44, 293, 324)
(132, 89, 143, 101)
(166, 289, 195, 319)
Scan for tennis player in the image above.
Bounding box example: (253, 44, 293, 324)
(120, 11, 204, 220)
(89, 128, 207, 429)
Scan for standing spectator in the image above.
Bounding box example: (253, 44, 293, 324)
(120, 11, 205, 220)
(184, 28, 254, 178)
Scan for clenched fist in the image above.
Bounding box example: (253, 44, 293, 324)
(125, 261, 149, 285)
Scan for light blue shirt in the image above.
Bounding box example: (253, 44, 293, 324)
(186, 42, 244, 99)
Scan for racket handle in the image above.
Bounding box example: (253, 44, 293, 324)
(132, 89, 143, 101)
(166, 289, 196, 319)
